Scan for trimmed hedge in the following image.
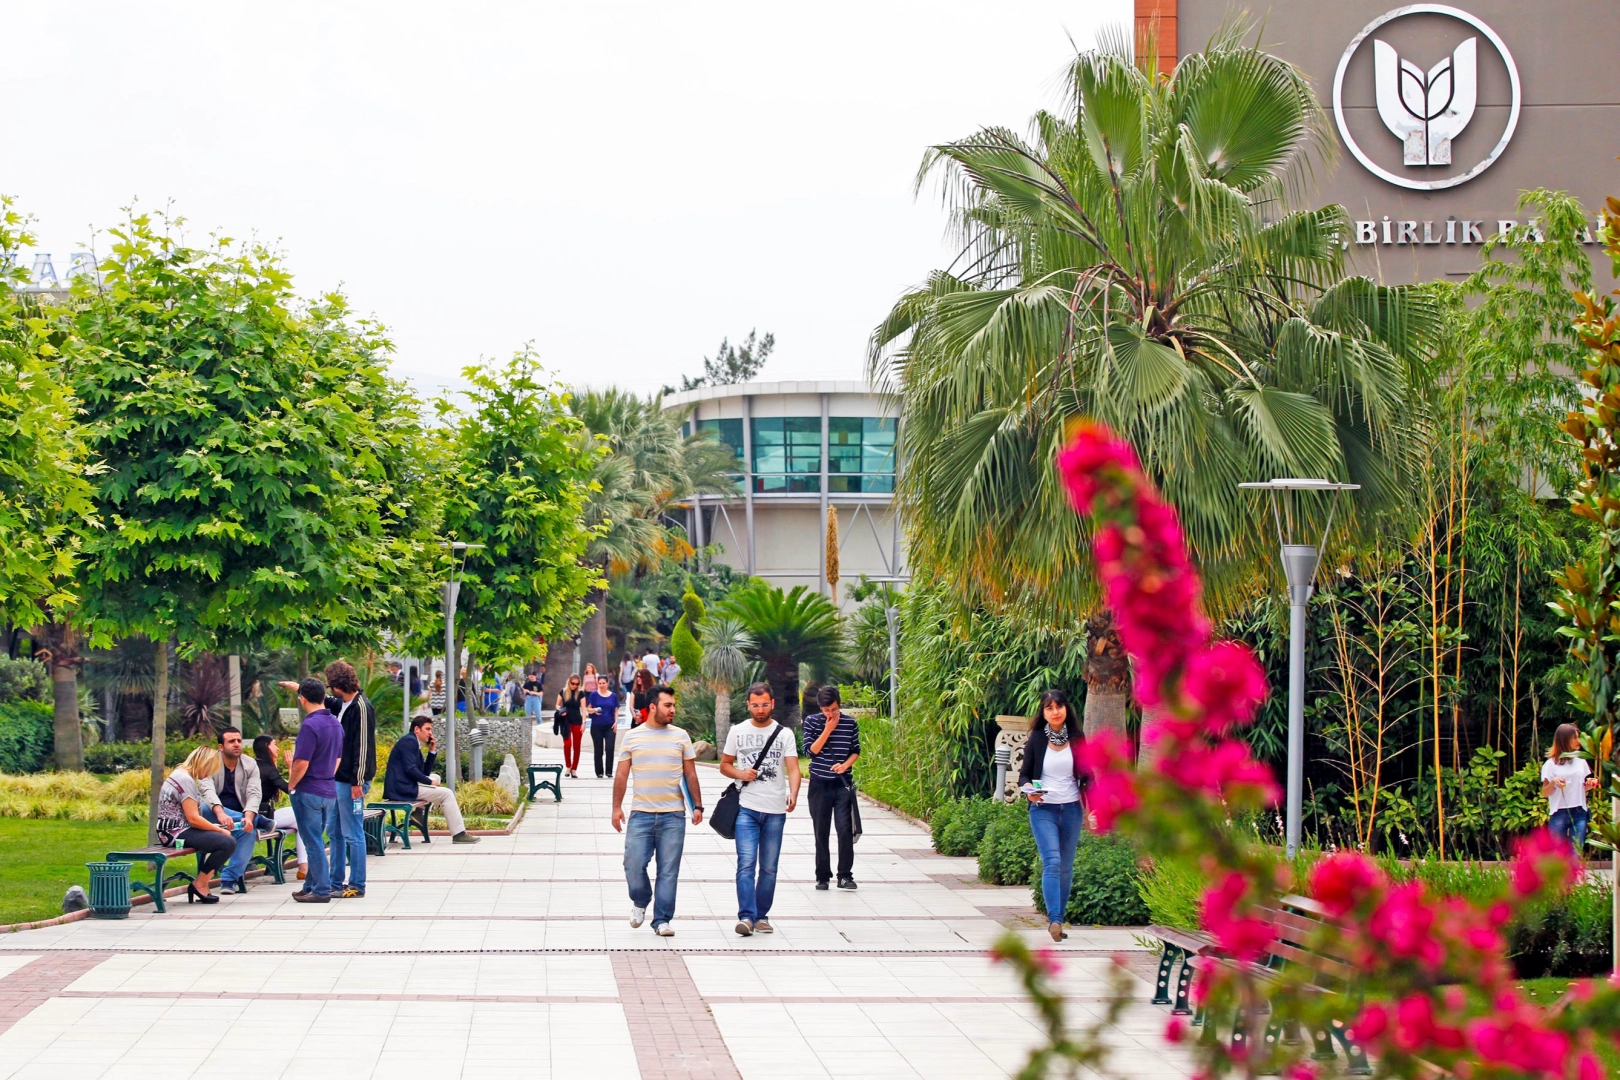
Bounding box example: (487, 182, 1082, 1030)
(0, 701, 54, 774)
(83, 739, 204, 774)
(977, 804, 1039, 886)
(932, 797, 1001, 857)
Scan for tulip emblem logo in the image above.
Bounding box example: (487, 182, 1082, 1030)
(1333, 5, 1520, 191)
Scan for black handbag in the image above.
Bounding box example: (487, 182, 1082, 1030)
(846, 774, 863, 844)
(709, 724, 784, 840)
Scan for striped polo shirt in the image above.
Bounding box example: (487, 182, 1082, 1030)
(800, 711, 860, 782)
(617, 723, 696, 812)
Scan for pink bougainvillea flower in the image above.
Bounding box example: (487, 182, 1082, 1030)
(1509, 828, 1579, 899)
(1284, 1063, 1318, 1080)
(1155, 738, 1279, 806)
(1365, 882, 1444, 970)
(1077, 731, 1139, 832)
(1201, 871, 1275, 963)
(1164, 1016, 1187, 1043)
(1179, 640, 1268, 735)
(1348, 1001, 1390, 1044)
(1391, 993, 1466, 1053)
(1031, 949, 1063, 977)
(1057, 422, 1141, 511)
(1310, 852, 1387, 917)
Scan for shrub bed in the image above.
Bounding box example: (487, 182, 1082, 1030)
(977, 803, 1038, 886)
(84, 739, 204, 774)
(1031, 832, 1151, 925)
(0, 769, 152, 820)
(932, 797, 1000, 857)
(0, 702, 54, 774)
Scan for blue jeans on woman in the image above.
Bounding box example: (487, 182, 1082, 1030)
(734, 807, 786, 923)
(1029, 800, 1084, 925)
(1549, 806, 1590, 851)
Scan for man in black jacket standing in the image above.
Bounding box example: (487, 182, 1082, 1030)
(325, 661, 376, 899)
(384, 714, 479, 844)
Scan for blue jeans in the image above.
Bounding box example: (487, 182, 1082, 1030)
(734, 808, 786, 922)
(290, 790, 338, 897)
(526, 694, 545, 721)
(328, 791, 367, 892)
(218, 807, 266, 886)
(624, 810, 686, 925)
(1549, 806, 1590, 851)
(1029, 801, 1084, 925)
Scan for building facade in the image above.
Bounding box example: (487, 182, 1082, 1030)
(662, 381, 904, 603)
(1138, 0, 1618, 285)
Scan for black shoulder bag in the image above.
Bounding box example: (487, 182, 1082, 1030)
(710, 724, 784, 840)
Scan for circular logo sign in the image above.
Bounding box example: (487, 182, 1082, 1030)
(1332, 4, 1521, 191)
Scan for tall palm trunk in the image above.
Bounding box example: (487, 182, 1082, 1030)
(1082, 610, 1133, 754)
(768, 659, 800, 729)
(714, 688, 733, 753)
(147, 638, 169, 845)
(581, 585, 609, 676)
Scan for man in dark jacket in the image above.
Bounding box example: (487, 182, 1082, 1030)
(325, 661, 376, 898)
(385, 714, 479, 844)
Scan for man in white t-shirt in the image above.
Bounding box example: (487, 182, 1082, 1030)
(642, 650, 661, 679)
(720, 682, 801, 937)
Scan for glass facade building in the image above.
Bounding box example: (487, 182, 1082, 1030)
(700, 415, 896, 494)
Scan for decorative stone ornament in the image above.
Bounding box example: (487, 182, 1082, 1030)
(993, 714, 1033, 802)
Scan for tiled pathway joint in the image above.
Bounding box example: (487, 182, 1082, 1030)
(0, 744, 1192, 1079)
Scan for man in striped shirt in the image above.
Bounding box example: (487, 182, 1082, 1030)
(612, 685, 704, 936)
(800, 685, 861, 890)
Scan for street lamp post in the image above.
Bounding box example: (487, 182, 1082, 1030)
(1238, 478, 1358, 858)
(444, 541, 484, 791)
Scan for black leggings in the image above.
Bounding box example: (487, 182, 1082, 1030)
(590, 726, 616, 777)
(177, 826, 235, 876)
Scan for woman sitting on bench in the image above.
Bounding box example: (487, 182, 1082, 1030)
(154, 746, 237, 904)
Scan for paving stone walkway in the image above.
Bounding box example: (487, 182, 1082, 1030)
(0, 741, 1195, 1079)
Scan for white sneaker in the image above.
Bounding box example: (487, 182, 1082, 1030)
(630, 905, 646, 928)
(653, 923, 674, 937)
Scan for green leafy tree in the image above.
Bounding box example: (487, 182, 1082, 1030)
(870, 30, 1435, 746)
(71, 211, 408, 835)
(717, 583, 844, 726)
(673, 329, 775, 392)
(437, 350, 600, 709)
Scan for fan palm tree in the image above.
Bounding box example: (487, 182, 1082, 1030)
(569, 389, 740, 671)
(870, 29, 1437, 745)
(700, 614, 755, 750)
(717, 584, 845, 726)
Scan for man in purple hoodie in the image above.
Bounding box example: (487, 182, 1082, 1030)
(288, 677, 343, 903)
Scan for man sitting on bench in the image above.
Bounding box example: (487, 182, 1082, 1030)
(384, 714, 479, 845)
(201, 726, 267, 895)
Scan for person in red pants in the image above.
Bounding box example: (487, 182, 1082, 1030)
(553, 674, 584, 777)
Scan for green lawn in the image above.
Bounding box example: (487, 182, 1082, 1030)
(0, 818, 150, 925)
(1518, 980, 1620, 1071)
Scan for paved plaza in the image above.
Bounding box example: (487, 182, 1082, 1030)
(0, 745, 1194, 1079)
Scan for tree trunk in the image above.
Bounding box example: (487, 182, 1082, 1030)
(581, 587, 608, 676)
(51, 656, 83, 771)
(548, 636, 578, 683)
(1082, 609, 1133, 758)
(714, 688, 732, 752)
(104, 688, 118, 743)
(147, 639, 169, 845)
(297, 651, 310, 680)
(768, 660, 801, 729)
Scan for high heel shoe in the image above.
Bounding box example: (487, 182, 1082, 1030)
(187, 883, 219, 905)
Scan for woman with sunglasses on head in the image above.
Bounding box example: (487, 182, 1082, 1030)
(1018, 690, 1093, 942)
(554, 674, 584, 776)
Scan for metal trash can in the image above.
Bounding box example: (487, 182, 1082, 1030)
(86, 861, 132, 919)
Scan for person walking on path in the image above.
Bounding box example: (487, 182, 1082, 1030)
(1018, 690, 1094, 942)
(523, 667, 545, 726)
(612, 685, 703, 936)
(1543, 722, 1598, 851)
(720, 683, 800, 936)
(584, 673, 617, 780)
(801, 685, 861, 891)
(287, 677, 343, 903)
(630, 668, 655, 728)
(385, 714, 480, 844)
(619, 654, 636, 691)
(641, 650, 660, 680)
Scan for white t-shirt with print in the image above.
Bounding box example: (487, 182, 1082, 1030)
(722, 721, 798, 814)
(1542, 755, 1591, 814)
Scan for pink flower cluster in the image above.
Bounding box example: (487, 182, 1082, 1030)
(1056, 423, 1275, 797)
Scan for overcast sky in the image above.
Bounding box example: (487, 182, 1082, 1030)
(6, 1, 1128, 397)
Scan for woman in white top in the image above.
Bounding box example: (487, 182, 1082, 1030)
(1016, 690, 1091, 942)
(1542, 723, 1597, 851)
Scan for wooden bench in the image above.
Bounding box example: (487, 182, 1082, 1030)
(246, 828, 290, 885)
(368, 801, 431, 848)
(526, 763, 563, 802)
(106, 845, 199, 914)
(1147, 924, 1217, 1015)
(1150, 895, 1369, 1075)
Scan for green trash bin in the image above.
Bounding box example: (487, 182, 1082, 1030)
(87, 861, 132, 919)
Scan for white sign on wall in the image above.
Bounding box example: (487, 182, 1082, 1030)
(1332, 4, 1521, 191)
